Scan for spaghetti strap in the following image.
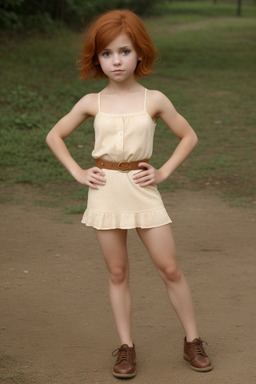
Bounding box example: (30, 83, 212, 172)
(144, 88, 147, 111)
(98, 92, 101, 112)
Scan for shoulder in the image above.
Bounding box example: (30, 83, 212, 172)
(147, 90, 173, 105)
(71, 93, 99, 117)
(146, 89, 175, 117)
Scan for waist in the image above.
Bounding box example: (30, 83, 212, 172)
(95, 158, 149, 172)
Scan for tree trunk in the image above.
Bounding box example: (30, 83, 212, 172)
(237, 0, 242, 16)
(52, 0, 64, 21)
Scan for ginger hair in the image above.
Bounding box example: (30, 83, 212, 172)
(79, 9, 159, 79)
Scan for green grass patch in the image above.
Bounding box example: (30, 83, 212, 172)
(0, 1, 256, 208)
(64, 205, 87, 215)
(0, 353, 36, 384)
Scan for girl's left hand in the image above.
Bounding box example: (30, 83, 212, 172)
(133, 162, 165, 187)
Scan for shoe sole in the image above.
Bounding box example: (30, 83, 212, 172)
(183, 354, 213, 372)
(112, 370, 136, 378)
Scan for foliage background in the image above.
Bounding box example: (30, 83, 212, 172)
(1, 0, 255, 31)
(1, 0, 162, 31)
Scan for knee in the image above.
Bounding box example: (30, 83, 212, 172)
(109, 266, 129, 285)
(161, 264, 182, 284)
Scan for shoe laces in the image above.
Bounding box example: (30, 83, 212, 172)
(191, 339, 208, 356)
(112, 345, 131, 364)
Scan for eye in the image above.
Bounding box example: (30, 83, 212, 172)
(102, 51, 110, 57)
(122, 49, 131, 56)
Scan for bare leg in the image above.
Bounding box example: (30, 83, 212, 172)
(136, 224, 198, 342)
(95, 229, 133, 347)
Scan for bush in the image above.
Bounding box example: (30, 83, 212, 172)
(0, 0, 162, 31)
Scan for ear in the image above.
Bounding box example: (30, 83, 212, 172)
(138, 56, 142, 62)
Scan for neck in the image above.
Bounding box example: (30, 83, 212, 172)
(106, 77, 142, 94)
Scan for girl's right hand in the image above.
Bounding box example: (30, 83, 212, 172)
(74, 167, 106, 189)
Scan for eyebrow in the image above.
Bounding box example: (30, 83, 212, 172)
(103, 45, 132, 51)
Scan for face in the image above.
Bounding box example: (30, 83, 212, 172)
(97, 33, 141, 82)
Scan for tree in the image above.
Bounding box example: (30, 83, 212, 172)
(237, 0, 242, 16)
(0, 0, 160, 31)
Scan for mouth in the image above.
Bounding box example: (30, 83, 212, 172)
(112, 70, 124, 73)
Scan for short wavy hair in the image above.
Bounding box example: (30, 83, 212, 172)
(79, 9, 159, 79)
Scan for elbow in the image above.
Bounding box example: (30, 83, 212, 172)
(46, 131, 55, 148)
(192, 131, 198, 148)
(46, 132, 51, 147)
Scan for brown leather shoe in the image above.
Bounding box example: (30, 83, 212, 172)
(183, 337, 213, 372)
(112, 344, 136, 378)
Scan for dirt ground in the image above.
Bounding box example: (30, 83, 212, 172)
(1, 187, 256, 384)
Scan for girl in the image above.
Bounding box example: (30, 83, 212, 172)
(46, 9, 212, 378)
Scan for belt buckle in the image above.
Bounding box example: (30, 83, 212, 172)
(118, 161, 132, 172)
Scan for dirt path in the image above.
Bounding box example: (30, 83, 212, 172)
(0, 189, 255, 383)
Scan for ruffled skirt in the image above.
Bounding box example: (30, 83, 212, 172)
(81, 169, 171, 230)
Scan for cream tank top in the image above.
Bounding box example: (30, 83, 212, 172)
(92, 88, 156, 162)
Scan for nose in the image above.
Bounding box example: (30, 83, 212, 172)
(113, 54, 121, 66)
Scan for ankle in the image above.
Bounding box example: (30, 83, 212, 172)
(120, 341, 134, 348)
(185, 335, 199, 343)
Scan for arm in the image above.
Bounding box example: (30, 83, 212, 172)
(133, 91, 198, 187)
(46, 94, 105, 189)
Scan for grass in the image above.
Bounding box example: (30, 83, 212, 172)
(0, 353, 36, 384)
(0, 1, 256, 213)
(147, 14, 256, 201)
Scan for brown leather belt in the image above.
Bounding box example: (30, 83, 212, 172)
(95, 158, 149, 172)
